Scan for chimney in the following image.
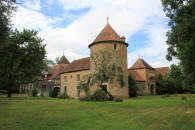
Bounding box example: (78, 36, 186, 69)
(121, 36, 126, 42)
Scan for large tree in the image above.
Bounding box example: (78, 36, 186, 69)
(89, 50, 125, 100)
(0, 0, 15, 46)
(162, 0, 195, 92)
(0, 29, 46, 97)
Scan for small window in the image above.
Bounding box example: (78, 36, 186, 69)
(77, 74, 80, 81)
(64, 86, 67, 94)
(114, 44, 117, 50)
(71, 75, 72, 79)
(64, 76, 67, 82)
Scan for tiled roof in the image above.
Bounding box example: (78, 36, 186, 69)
(58, 55, 70, 64)
(129, 58, 154, 70)
(94, 24, 123, 43)
(128, 70, 145, 81)
(89, 24, 128, 47)
(61, 57, 90, 73)
(155, 67, 169, 78)
(47, 64, 68, 80)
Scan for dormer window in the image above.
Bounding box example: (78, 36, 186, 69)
(114, 44, 117, 50)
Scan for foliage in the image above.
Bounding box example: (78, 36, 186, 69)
(80, 94, 93, 101)
(128, 74, 138, 97)
(161, 94, 170, 98)
(32, 89, 38, 97)
(156, 64, 185, 94)
(58, 93, 70, 99)
(114, 97, 123, 102)
(55, 57, 60, 64)
(162, 0, 195, 93)
(49, 89, 58, 98)
(0, 29, 46, 97)
(79, 75, 91, 95)
(42, 58, 55, 73)
(181, 96, 187, 101)
(80, 89, 109, 101)
(0, 0, 15, 46)
(136, 93, 151, 96)
(90, 50, 125, 100)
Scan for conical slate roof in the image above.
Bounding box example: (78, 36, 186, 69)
(58, 56, 70, 64)
(89, 23, 128, 47)
(129, 58, 154, 70)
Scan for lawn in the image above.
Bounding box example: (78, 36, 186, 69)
(0, 94, 195, 130)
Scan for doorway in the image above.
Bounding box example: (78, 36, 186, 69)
(150, 84, 154, 96)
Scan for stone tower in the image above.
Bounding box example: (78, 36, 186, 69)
(88, 23, 129, 98)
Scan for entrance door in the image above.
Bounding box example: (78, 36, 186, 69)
(77, 86, 80, 98)
(150, 84, 154, 96)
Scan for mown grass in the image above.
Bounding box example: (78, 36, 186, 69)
(0, 94, 195, 130)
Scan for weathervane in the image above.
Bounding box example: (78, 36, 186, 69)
(107, 16, 109, 24)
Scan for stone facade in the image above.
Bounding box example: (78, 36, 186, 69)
(60, 23, 129, 98)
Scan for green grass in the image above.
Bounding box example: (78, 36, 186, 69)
(0, 94, 195, 130)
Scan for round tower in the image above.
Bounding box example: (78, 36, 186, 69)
(88, 23, 129, 98)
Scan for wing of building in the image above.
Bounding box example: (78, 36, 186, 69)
(128, 58, 169, 95)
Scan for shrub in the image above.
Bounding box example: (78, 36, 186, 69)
(80, 94, 93, 101)
(32, 89, 38, 97)
(128, 74, 138, 97)
(92, 89, 109, 101)
(40, 92, 44, 97)
(58, 93, 70, 99)
(114, 98, 123, 102)
(49, 89, 58, 98)
(80, 90, 109, 101)
(181, 96, 187, 101)
(161, 94, 170, 98)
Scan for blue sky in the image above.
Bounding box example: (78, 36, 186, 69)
(13, 0, 178, 67)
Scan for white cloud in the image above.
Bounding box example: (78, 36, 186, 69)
(12, 0, 178, 67)
(23, 0, 41, 11)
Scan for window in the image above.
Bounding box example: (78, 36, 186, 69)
(77, 74, 80, 81)
(114, 43, 117, 50)
(64, 76, 67, 82)
(71, 75, 72, 79)
(64, 86, 67, 94)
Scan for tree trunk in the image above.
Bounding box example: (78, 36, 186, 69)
(99, 86, 114, 101)
(8, 91, 12, 98)
(7, 82, 13, 98)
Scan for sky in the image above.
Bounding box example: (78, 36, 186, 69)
(12, 0, 178, 68)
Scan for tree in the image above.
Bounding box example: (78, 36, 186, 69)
(0, 29, 46, 97)
(128, 74, 138, 97)
(42, 58, 55, 73)
(167, 64, 184, 93)
(0, 0, 15, 46)
(162, 0, 195, 93)
(89, 50, 125, 100)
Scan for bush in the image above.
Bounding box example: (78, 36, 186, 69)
(92, 89, 109, 101)
(80, 94, 93, 101)
(114, 98, 123, 102)
(161, 94, 170, 98)
(80, 89, 109, 101)
(181, 96, 187, 101)
(32, 89, 38, 97)
(49, 89, 58, 98)
(58, 93, 70, 99)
